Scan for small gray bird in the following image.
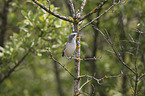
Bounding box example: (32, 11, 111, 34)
(62, 33, 77, 57)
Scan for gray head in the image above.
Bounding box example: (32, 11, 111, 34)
(68, 33, 77, 43)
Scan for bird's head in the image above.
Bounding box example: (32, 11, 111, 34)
(68, 33, 77, 43)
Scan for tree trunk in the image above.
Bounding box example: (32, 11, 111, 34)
(117, 11, 127, 95)
(0, 0, 12, 70)
(0, 0, 9, 47)
(73, 23, 80, 95)
(53, 61, 65, 96)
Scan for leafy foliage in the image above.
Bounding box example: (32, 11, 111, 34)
(0, 0, 145, 96)
(0, 1, 71, 96)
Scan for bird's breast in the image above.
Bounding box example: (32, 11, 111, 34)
(64, 42, 76, 56)
(67, 42, 76, 51)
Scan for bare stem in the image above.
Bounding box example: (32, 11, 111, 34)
(80, 0, 86, 16)
(0, 51, 29, 84)
(48, 52, 74, 78)
(68, 0, 75, 18)
(126, 74, 134, 95)
(93, 27, 136, 74)
(134, 32, 142, 95)
(138, 73, 145, 80)
(79, 73, 121, 85)
(80, 57, 98, 61)
(79, 0, 108, 21)
(79, 79, 91, 91)
(74, 23, 80, 96)
(80, 2, 117, 31)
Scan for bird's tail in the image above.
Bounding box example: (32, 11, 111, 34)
(62, 51, 64, 57)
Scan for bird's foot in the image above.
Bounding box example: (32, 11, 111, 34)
(66, 56, 76, 60)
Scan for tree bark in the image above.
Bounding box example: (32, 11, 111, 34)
(65, 0, 81, 95)
(73, 23, 80, 95)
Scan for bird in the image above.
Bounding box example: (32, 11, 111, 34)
(62, 33, 77, 57)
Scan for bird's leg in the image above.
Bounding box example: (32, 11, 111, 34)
(66, 56, 72, 60)
(71, 54, 77, 59)
(66, 55, 76, 60)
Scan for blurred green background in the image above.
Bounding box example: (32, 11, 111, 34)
(0, 0, 145, 96)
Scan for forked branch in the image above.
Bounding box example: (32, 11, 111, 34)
(93, 27, 136, 74)
(48, 51, 74, 78)
(79, 0, 108, 21)
(80, 1, 120, 31)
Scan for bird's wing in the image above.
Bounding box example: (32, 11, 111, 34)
(62, 42, 68, 57)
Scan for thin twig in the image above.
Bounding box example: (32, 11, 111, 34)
(135, 33, 141, 70)
(93, 27, 136, 74)
(80, 2, 117, 31)
(71, 57, 98, 61)
(106, 74, 121, 78)
(138, 73, 145, 80)
(79, 73, 121, 85)
(79, 79, 91, 91)
(79, 75, 102, 85)
(68, 0, 75, 18)
(80, 0, 86, 16)
(80, 57, 98, 61)
(47, 51, 74, 78)
(136, 29, 145, 34)
(119, 40, 138, 44)
(119, 52, 134, 56)
(106, 50, 134, 56)
(0, 51, 29, 84)
(32, 0, 72, 23)
(134, 32, 142, 95)
(126, 74, 134, 95)
(79, 0, 108, 21)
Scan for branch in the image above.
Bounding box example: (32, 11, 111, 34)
(80, 2, 117, 31)
(106, 50, 134, 56)
(71, 57, 98, 61)
(119, 40, 138, 44)
(68, 0, 75, 18)
(32, 0, 73, 23)
(79, 0, 86, 17)
(126, 74, 134, 95)
(78, 73, 121, 93)
(139, 73, 145, 80)
(136, 29, 145, 34)
(93, 27, 136, 74)
(79, 79, 91, 91)
(80, 57, 98, 61)
(79, 0, 108, 21)
(0, 51, 29, 84)
(48, 51, 74, 78)
(135, 32, 141, 71)
(75, 72, 121, 95)
(79, 73, 121, 86)
(134, 31, 142, 95)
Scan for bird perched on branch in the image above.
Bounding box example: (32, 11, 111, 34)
(62, 33, 77, 57)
